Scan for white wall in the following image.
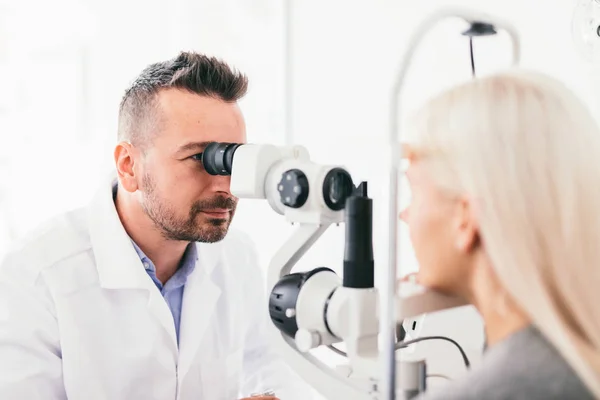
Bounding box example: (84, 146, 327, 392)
(0, 0, 290, 247)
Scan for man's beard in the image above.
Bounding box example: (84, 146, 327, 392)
(140, 174, 237, 243)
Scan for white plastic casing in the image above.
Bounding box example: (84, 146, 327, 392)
(230, 144, 309, 201)
(230, 143, 350, 224)
(294, 270, 341, 349)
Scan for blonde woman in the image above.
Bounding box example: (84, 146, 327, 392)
(401, 70, 599, 399)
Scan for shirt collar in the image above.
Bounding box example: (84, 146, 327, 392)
(179, 242, 199, 277)
(131, 239, 199, 277)
(131, 240, 154, 272)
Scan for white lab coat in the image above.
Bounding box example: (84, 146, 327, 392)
(0, 176, 313, 400)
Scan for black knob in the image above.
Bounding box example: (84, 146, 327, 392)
(278, 169, 309, 208)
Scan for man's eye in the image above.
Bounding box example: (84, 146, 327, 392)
(191, 153, 203, 162)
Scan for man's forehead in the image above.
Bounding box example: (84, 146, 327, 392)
(156, 89, 228, 120)
(154, 89, 246, 145)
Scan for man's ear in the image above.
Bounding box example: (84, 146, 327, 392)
(454, 197, 480, 253)
(114, 142, 140, 193)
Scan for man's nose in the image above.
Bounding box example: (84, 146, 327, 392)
(208, 175, 233, 195)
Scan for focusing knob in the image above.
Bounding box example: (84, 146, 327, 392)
(269, 267, 336, 339)
(278, 169, 309, 208)
(295, 329, 322, 353)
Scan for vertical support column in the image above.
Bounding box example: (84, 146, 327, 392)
(283, 0, 294, 145)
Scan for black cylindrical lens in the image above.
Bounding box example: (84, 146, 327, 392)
(322, 168, 354, 211)
(202, 142, 243, 175)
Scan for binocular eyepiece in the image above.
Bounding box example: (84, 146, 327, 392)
(199, 142, 242, 176)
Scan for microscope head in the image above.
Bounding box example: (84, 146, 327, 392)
(199, 141, 355, 224)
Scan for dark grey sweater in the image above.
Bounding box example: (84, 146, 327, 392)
(415, 325, 594, 400)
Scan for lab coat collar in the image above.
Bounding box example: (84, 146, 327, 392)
(88, 175, 150, 290)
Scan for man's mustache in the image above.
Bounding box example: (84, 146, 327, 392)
(191, 196, 237, 214)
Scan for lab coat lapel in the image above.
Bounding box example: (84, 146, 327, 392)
(88, 176, 149, 290)
(87, 174, 178, 353)
(177, 242, 222, 379)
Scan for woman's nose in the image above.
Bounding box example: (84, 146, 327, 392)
(399, 207, 409, 222)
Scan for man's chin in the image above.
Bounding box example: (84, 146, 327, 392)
(197, 221, 231, 243)
(198, 227, 229, 243)
(187, 213, 233, 242)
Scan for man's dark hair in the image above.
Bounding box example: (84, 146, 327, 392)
(118, 51, 248, 147)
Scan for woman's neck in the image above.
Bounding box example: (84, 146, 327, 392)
(469, 257, 532, 347)
(477, 299, 531, 347)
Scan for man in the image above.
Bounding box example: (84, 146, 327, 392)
(0, 52, 313, 400)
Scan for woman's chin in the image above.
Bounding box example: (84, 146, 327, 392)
(417, 273, 458, 295)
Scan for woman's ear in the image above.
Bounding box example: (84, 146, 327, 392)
(454, 197, 480, 253)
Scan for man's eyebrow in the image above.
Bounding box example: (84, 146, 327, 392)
(176, 141, 213, 155)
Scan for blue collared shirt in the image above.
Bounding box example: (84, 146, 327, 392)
(131, 240, 198, 343)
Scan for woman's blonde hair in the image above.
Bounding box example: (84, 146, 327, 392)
(405, 69, 600, 396)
